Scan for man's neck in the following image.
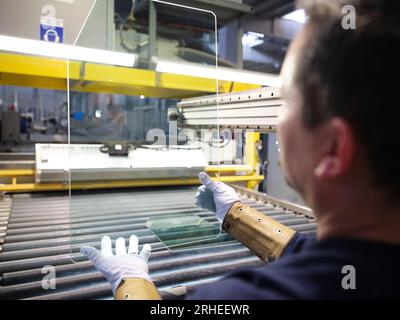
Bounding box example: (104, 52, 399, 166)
(314, 191, 400, 245)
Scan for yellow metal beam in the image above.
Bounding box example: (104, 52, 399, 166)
(0, 73, 68, 91)
(219, 81, 260, 93)
(0, 52, 260, 98)
(0, 169, 35, 177)
(0, 175, 264, 193)
(0, 167, 255, 177)
(0, 52, 80, 79)
(244, 132, 262, 189)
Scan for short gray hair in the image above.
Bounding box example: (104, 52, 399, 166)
(292, 0, 400, 195)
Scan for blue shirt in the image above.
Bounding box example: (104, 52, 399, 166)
(186, 234, 400, 299)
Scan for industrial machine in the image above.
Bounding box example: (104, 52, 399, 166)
(35, 143, 207, 183)
(0, 87, 315, 300)
(0, 0, 308, 301)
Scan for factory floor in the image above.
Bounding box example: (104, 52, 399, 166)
(0, 187, 317, 300)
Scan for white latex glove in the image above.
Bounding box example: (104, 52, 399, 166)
(80, 235, 152, 294)
(195, 172, 240, 223)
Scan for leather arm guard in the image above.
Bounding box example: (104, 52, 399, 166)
(115, 278, 161, 300)
(223, 202, 297, 262)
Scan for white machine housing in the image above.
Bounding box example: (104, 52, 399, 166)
(35, 143, 207, 183)
(177, 87, 283, 132)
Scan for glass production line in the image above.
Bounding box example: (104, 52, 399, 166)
(0, 0, 315, 300)
(0, 87, 317, 300)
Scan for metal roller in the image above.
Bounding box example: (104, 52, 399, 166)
(2, 257, 264, 300)
(2, 245, 254, 286)
(0, 187, 316, 300)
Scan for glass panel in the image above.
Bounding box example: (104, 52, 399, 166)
(68, 0, 222, 262)
(147, 214, 222, 249)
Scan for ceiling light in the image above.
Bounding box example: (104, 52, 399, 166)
(156, 59, 281, 87)
(0, 34, 136, 67)
(242, 31, 264, 48)
(282, 9, 307, 24)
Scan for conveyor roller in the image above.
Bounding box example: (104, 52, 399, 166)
(0, 187, 316, 300)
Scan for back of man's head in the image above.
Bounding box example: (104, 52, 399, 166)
(294, 0, 400, 198)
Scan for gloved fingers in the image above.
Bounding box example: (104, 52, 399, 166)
(101, 235, 113, 257)
(115, 237, 127, 256)
(199, 172, 218, 191)
(199, 172, 227, 194)
(197, 186, 215, 198)
(204, 187, 215, 198)
(197, 185, 214, 198)
(195, 194, 214, 207)
(194, 196, 207, 208)
(128, 234, 139, 255)
(195, 186, 207, 204)
(139, 243, 152, 262)
(80, 246, 102, 264)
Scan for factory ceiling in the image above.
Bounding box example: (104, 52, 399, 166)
(115, 0, 296, 27)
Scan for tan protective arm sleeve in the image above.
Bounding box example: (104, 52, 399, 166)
(223, 202, 297, 262)
(115, 278, 161, 300)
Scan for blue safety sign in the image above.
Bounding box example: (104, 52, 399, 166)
(40, 16, 64, 43)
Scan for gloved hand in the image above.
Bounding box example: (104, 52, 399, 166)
(80, 235, 152, 294)
(195, 172, 240, 223)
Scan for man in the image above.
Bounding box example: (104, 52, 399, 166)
(81, 0, 400, 299)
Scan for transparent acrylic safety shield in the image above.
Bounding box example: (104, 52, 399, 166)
(68, 0, 225, 262)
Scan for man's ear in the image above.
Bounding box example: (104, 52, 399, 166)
(314, 118, 355, 180)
